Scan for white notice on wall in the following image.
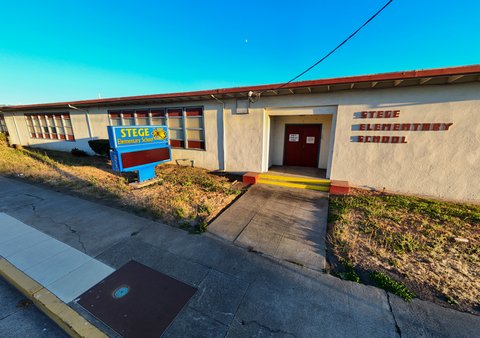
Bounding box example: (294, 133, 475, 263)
(289, 134, 299, 142)
(306, 136, 315, 144)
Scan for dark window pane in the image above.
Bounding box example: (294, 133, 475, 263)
(136, 110, 148, 118)
(167, 109, 182, 117)
(170, 139, 185, 148)
(151, 109, 165, 117)
(186, 108, 203, 116)
(122, 111, 134, 118)
(187, 140, 205, 150)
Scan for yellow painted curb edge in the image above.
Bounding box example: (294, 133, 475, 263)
(0, 258, 108, 338)
(258, 178, 330, 191)
(259, 173, 331, 184)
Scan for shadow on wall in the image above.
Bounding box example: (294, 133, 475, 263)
(18, 142, 114, 173)
(341, 82, 480, 109)
(16, 139, 134, 181)
(25, 137, 105, 156)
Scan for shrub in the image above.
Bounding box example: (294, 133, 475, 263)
(0, 132, 7, 144)
(192, 216, 208, 234)
(71, 148, 88, 157)
(88, 139, 110, 156)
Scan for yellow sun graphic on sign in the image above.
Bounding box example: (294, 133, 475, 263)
(152, 128, 167, 140)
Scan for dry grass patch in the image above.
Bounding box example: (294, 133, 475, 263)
(328, 188, 480, 314)
(0, 135, 242, 232)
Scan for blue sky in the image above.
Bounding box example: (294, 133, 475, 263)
(1, 0, 479, 104)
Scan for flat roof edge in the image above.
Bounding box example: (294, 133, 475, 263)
(2, 64, 480, 111)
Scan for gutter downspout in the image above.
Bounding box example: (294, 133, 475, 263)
(211, 95, 226, 171)
(68, 104, 93, 139)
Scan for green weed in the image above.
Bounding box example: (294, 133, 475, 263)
(446, 295, 459, 306)
(174, 207, 186, 220)
(198, 203, 212, 215)
(370, 271, 415, 302)
(338, 259, 360, 283)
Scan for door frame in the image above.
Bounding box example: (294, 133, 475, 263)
(282, 123, 322, 167)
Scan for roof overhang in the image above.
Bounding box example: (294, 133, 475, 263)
(2, 65, 480, 111)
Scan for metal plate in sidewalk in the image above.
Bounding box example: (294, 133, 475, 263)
(77, 260, 197, 338)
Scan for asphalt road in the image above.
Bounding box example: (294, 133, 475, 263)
(0, 277, 67, 338)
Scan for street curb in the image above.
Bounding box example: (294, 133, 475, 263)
(0, 258, 107, 338)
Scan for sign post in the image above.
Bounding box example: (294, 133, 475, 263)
(107, 125, 171, 183)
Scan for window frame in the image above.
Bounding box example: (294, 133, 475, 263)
(108, 106, 205, 151)
(25, 113, 75, 141)
(185, 107, 205, 150)
(167, 108, 185, 149)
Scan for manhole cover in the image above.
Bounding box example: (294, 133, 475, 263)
(77, 260, 197, 338)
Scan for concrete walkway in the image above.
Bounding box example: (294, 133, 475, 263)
(208, 184, 328, 271)
(1, 176, 479, 337)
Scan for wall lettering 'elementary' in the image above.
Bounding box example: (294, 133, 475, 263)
(352, 110, 453, 144)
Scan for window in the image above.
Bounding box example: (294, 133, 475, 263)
(63, 115, 75, 140)
(151, 109, 166, 125)
(185, 107, 205, 150)
(167, 108, 184, 148)
(136, 110, 149, 125)
(55, 114, 65, 139)
(0, 114, 8, 135)
(122, 111, 135, 126)
(108, 107, 205, 150)
(109, 111, 121, 126)
(25, 113, 75, 141)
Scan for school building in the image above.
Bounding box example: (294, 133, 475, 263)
(1, 65, 479, 203)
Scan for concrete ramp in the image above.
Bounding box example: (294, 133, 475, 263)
(208, 184, 328, 271)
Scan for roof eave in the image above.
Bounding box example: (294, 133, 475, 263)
(2, 64, 480, 111)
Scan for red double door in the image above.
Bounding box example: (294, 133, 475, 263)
(283, 125, 321, 167)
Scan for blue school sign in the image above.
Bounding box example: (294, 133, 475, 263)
(107, 125, 171, 182)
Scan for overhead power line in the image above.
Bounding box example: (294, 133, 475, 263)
(252, 0, 394, 100)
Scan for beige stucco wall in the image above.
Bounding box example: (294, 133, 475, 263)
(3, 81, 480, 202)
(329, 83, 480, 202)
(220, 83, 480, 202)
(6, 108, 97, 153)
(1, 112, 19, 144)
(223, 103, 265, 172)
(222, 102, 337, 173)
(5, 101, 224, 171)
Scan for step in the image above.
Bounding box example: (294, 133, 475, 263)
(257, 178, 330, 192)
(258, 173, 330, 185)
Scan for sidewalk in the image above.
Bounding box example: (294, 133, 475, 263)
(1, 176, 479, 337)
(0, 213, 114, 303)
(209, 184, 328, 271)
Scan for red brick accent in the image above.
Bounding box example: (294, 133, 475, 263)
(330, 180, 350, 195)
(243, 172, 259, 185)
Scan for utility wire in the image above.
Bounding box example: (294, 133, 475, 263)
(257, 0, 394, 97)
